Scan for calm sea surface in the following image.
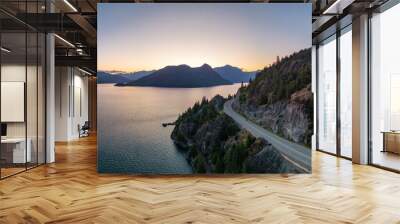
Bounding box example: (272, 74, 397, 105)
(98, 84, 241, 174)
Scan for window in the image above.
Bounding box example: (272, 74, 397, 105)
(0, 2, 46, 179)
(339, 26, 352, 158)
(316, 24, 353, 159)
(317, 35, 337, 154)
(370, 2, 400, 171)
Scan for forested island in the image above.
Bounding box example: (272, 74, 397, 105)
(98, 64, 257, 87)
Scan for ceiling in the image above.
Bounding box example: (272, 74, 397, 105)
(0, 0, 392, 73)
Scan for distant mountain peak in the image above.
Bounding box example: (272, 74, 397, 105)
(200, 63, 212, 68)
(118, 64, 232, 88)
(177, 64, 190, 68)
(213, 65, 257, 83)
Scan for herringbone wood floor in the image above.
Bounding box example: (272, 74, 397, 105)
(1, 134, 400, 224)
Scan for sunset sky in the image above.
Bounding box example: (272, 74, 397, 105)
(98, 4, 311, 72)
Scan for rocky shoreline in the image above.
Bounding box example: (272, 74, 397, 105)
(232, 84, 313, 146)
(171, 95, 303, 173)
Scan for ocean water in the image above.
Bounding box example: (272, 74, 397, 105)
(97, 84, 242, 174)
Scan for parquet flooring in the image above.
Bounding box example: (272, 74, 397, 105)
(1, 134, 400, 223)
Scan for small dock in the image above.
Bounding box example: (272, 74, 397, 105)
(162, 122, 175, 127)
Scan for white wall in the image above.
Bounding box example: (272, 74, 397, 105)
(55, 67, 89, 141)
(55, 66, 70, 141)
(1, 64, 26, 81)
(1, 63, 46, 164)
(1, 65, 26, 143)
(1, 82, 25, 122)
(1, 65, 36, 138)
(71, 73, 89, 138)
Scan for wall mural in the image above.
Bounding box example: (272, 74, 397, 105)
(97, 3, 312, 174)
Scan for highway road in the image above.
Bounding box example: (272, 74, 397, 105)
(224, 100, 311, 172)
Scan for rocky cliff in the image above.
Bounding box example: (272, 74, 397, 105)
(171, 95, 303, 173)
(232, 49, 313, 146)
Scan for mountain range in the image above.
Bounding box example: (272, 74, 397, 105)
(98, 64, 258, 87)
(119, 70, 156, 81)
(117, 64, 231, 88)
(97, 70, 155, 84)
(213, 65, 258, 83)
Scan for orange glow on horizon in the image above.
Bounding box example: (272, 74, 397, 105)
(98, 4, 310, 74)
(98, 62, 268, 73)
